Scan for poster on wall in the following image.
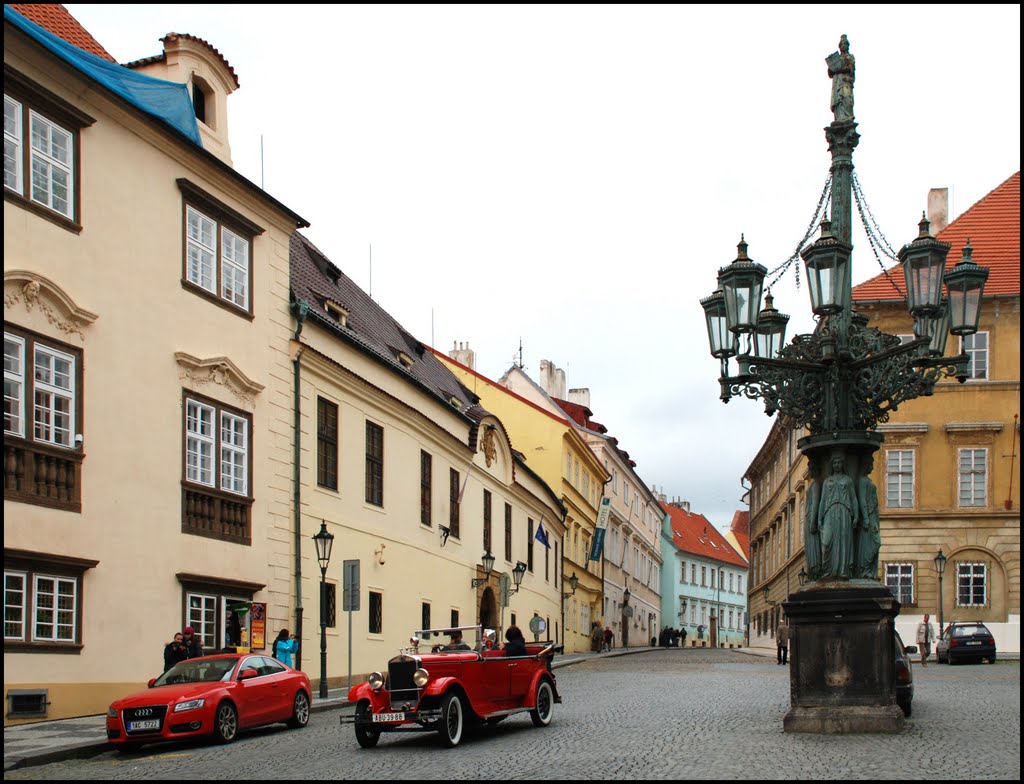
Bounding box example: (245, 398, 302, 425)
(250, 602, 267, 650)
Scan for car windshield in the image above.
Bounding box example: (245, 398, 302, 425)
(952, 625, 990, 637)
(154, 658, 237, 686)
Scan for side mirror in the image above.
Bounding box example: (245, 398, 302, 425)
(239, 668, 259, 681)
(904, 645, 918, 655)
(147, 678, 157, 688)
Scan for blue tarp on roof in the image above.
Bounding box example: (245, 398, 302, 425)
(5, 4, 202, 146)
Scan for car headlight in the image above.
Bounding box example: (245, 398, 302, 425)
(413, 668, 430, 687)
(107, 707, 118, 718)
(173, 698, 205, 713)
(367, 671, 385, 690)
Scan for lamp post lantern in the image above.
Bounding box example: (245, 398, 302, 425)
(312, 521, 334, 699)
(700, 35, 989, 734)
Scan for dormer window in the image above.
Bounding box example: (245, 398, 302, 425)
(325, 302, 349, 327)
(449, 396, 462, 410)
(190, 76, 215, 129)
(396, 352, 414, 369)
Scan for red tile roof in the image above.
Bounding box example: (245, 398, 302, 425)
(7, 3, 116, 61)
(853, 171, 1020, 301)
(664, 505, 747, 568)
(728, 510, 750, 559)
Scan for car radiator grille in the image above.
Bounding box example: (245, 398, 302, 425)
(122, 705, 168, 734)
(388, 659, 420, 711)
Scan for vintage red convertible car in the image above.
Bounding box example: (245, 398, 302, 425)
(106, 653, 311, 750)
(342, 625, 562, 748)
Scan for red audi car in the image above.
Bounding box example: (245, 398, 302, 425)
(341, 625, 561, 748)
(106, 653, 311, 750)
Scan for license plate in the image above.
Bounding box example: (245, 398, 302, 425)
(966, 641, 982, 645)
(372, 712, 404, 723)
(128, 719, 160, 731)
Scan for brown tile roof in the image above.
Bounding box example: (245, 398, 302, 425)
(728, 510, 750, 559)
(8, 3, 115, 61)
(289, 232, 480, 416)
(664, 504, 747, 568)
(853, 171, 1021, 301)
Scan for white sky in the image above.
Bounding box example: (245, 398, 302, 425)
(63, 3, 1021, 531)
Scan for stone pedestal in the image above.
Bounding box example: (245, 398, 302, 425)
(783, 581, 904, 733)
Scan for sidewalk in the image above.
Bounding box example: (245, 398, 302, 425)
(2, 645, 656, 772)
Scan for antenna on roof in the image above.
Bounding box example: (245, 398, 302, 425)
(513, 338, 524, 369)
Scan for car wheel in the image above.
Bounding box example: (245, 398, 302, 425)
(213, 702, 238, 744)
(354, 700, 380, 749)
(287, 690, 310, 729)
(989, 654, 997, 664)
(898, 699, 912, 718)
(438, 691, 465, 748)
(530, 679, 555, 728)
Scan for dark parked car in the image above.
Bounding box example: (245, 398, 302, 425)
(936, 621, 997, 665)
(894, 631, 916, 717)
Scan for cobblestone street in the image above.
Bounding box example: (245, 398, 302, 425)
(4, 649, 1019, 780)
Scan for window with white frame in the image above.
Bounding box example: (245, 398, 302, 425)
(187, 592, 218, 651)
(885, 449, 914, 508)
(960, 332, 988, 380)
(958, 448, 987, 508)
(885, 562, 914, 605)
(737, 574, 743, 594)
(4, 551, 95, 648)
(4, 331, 76, 447)
(182, 393, 253, 542)
(179, 180, 261, 316)
(4, 86, 82, 222)
(680, 561, 687, 582)
(956, 562, 987, 607)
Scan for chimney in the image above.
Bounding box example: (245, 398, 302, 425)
(449, 340, 475, 370)
(927, 188, 949, 235)
(539, 359, 567, 399)
(568, 388, 591, 409)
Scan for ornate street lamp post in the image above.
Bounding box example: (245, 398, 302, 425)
(934, 549, 948, 636)
(700, 35, 989, 734)
(312, 521, 334, 700)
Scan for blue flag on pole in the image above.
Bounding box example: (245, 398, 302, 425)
(535, 522, 550, 549)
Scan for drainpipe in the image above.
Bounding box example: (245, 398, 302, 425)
(292, 300, 309, 669)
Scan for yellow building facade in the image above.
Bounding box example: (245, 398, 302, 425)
(435, 352, 608, 653)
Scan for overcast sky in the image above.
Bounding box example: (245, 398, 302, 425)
(63, 4, 1021, 531)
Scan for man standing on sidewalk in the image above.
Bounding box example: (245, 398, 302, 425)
(776, 619, 789, 665)
(916, 614, 936, 666)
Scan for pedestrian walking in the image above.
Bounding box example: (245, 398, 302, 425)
(603, 625, 614, 652)
(181, 626, 204, 658)
(679, 626, 688, 648)
(776, 619, 789, 665)
(162, 632, 189, 672)
(916, 614, 936, 666)
(591, 621, 603, 652)
(272, 628, 299, 666)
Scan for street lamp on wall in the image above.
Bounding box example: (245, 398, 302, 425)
(934, 549, 948, 635)
(562, 571, 579, 599)
(798, 567, 808, 588)
(763, 586, 777, 607)
(471, 551, 496, 588)
(311, 520, 334, 699)
(511, 561, 528, 594)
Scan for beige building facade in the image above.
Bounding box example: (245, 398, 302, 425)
(4, 9, 307, 724)
(289, 239, 566, 686)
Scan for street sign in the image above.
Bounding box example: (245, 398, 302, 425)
(343, 559, 360, 611)
(499, 573, 511, 608)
